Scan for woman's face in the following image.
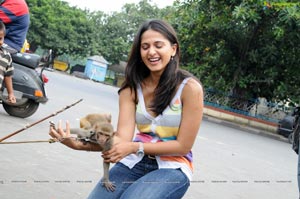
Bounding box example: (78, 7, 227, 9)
(140, 29, 177, 74)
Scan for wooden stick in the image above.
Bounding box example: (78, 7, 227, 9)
(0, 99, 83, 142)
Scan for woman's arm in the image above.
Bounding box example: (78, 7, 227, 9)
(49, 120, 102, 151)
(115, 87, 137, 141)
(102, 87, 138, 162)
(49, 87, 137, 154)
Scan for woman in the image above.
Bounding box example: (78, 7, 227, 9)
(50, 19, 203, 199)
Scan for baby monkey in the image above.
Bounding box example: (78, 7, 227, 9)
(93, 122, 116, 192)
(71, 113, 116, 192)
(80, 113, 111, 130)
(69, 113, 112, 139)
(51, 113, 116, 191)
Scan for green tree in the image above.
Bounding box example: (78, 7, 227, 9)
(173, 0, 300, 104)
(27, 0, 95, 58)
(98, 0, 163, 64)
(27, 0, 165, 64)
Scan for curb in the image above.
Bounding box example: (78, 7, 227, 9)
(203, 115, 289, 143)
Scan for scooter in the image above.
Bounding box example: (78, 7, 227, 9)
(0, 52, 49, 118)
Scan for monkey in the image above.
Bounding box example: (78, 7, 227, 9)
(79, 113, 111, 130)
(93, 122, 116, 192)
(69, 113, 112, 139)
(68, 128, 91, 139)
(72, 113, 116, 191)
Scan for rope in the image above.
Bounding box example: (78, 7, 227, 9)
(0, 139, 56, 144)
(0, 137, 87, 145)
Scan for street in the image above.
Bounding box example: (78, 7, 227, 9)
(0, 70, 298, 199)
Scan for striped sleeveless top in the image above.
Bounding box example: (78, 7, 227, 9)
(120, 77, 193, 180)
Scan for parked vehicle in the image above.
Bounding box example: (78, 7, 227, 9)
(0, 52, 49, 118)
(70, 64, 85, 74)
(53, 59, 69, 71)
(277, 107, 300, 143)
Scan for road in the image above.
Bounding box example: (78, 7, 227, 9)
(0, 70, 298, 199)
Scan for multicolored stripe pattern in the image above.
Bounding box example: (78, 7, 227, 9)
(134, 78, 194, 177)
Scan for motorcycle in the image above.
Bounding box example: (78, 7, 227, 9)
(0, 52, 49, 118)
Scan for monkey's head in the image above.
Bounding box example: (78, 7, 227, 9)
(94, 122, 114, 145)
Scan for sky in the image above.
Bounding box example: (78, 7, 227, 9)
(63, 0, 174, 13)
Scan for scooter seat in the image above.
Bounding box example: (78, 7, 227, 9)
(11, 53, 41, 69)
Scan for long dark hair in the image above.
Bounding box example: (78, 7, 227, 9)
(119, 19, 194, 115)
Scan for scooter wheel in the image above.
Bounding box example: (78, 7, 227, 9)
(2, 99, 39, 118)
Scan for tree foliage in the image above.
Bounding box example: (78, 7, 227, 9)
(92, 0, 162, 64)
(173, 0, 300, 104)
(27, 0, 95, 58)
(25, 0, 300, 104)
(27, 0, 163, 63)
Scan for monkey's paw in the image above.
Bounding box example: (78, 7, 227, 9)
(102, 180, 116, 192)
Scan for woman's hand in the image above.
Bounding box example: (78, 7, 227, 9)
(49, 120, 102, 151)
(49, 120, 78, 149)
(102, 140, 136, 163)
(49, 120, 71, 143)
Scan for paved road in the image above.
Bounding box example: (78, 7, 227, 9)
(0, 70, 298, 199)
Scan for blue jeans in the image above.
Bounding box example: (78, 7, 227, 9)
(87, 156, 190, 199)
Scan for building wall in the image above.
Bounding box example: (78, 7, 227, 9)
(84, 60, 107, 82)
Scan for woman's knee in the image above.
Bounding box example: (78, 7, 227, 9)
(120, 169, 190, 199)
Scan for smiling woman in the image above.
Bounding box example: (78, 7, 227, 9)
(140, 29, 177, 75)
(63, 0, 174, 13)
(49, 19, 204, 199)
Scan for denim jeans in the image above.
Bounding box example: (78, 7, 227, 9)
(87, 156, 190, 199)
